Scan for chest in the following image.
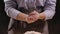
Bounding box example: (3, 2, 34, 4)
(16, 0, 46, 8)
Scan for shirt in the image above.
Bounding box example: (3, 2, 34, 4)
(4, 0, 56, 20)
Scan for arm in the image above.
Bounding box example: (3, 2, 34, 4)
(4, 0, 28, 21)
(39, 0, 56, 20)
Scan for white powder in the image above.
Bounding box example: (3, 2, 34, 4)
(24, 31, 41, 34)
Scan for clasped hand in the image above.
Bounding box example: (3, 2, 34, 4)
(26, 10, 40, 24)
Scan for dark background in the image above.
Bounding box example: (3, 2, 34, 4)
(0, 0, 60, 34)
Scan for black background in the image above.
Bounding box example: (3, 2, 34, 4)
(0, 0, 60, 34)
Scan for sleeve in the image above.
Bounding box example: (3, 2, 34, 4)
(43, 0, 56, 20)
(4, 0, 21, 19)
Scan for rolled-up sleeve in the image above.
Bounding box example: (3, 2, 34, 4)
(43, 0, 56, 20)
(4, 0, 20, 19)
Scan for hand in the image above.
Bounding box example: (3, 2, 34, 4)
(26, 10, 40, 24)
(16, 12, 28, 21)
(26, 15, 35, 23)
(39, 13, 45, 20)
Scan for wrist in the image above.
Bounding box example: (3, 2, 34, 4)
(39, 13, 45, 20)
(16, 12, 28, 21)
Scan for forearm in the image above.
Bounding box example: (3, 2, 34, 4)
(16, 12, 28, 21)
(39, 10, 55, 20)
(5, 7, 28, 21)
(39, 0, 56, 20)
(4, 0, 28, 21)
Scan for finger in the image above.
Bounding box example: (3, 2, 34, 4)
(27, 16, 36, 23)
(28, 16, 34, 21)
(29, 11, 39, 16)
(28, 16, 37, 22)
(27, 14, 39, 22)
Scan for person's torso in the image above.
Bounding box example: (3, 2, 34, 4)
(16, 0, 45, 8)
(8, 0, 48, 33)
(15, 0, 46, 13)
